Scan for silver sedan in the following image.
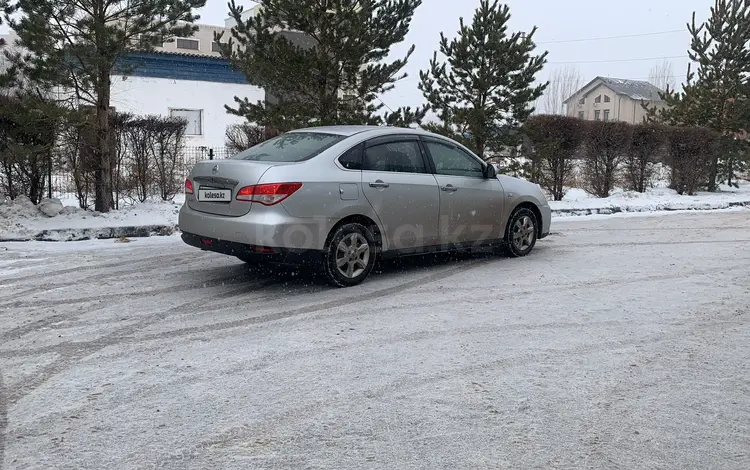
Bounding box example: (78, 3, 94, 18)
(179, 125, 551, 287)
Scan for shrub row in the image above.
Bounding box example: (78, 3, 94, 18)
(1, 100, 189, 209)
(520, 115, 746, 200)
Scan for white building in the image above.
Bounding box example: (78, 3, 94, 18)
(111, 50, 264, 149)
(2, 27, 263, 151)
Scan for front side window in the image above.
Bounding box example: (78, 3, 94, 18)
(424, 140, 484, 177)
(231, 132, 344, 162)
(363, 140, 427, 173)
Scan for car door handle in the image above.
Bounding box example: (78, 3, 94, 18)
(441, 185, 458, 192)
(369, 180, 390, 188)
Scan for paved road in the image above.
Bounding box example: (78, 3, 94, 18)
(1, 211, 749, 469)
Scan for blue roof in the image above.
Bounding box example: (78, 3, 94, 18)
(114, 51, 249, 85)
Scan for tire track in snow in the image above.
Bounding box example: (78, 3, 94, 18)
(0, 250, 207, 286)
(0, 270, 257, 343)
(4, 257, 496, 406)
(109, 256, 498, 345)
(126, 259, 750, 347)
(4, 278, 278, 406)
(0, 266, 254, 310)
(2, 256, 494, 361)
(3, 256, 743, 361)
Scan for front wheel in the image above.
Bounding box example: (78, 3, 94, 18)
(323, 223, 377, 287)
(503, 208, 538, 257)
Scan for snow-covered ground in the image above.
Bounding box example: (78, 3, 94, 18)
(551, 183, 750, 215)
(1, 181, 750, 241)
(1, 211, 749, 469)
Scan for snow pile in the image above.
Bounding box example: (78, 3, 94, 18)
(1, 196, 181, 241)
(550, 182, 750, 216)
(561, 188, 590, 202)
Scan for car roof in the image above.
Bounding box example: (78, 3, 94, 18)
(290, 125, 429, 138)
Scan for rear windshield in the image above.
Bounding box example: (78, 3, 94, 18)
(230, 132, 345, 162)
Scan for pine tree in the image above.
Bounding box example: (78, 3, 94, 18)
(4, 0, 206, 211)
(418, 0, 547, 160)
(218, 0, 426, 132)
(647, 0, 750, 190)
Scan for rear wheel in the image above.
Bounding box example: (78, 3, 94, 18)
(323, 223, 377, 287)
(503, 208, 538, 257)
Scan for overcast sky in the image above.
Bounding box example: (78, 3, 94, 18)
(0, 0, 714, 112)
(198, 0, 714, 111)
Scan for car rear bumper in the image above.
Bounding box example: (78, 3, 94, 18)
(181, 231, 323, 264)
(178, 203, 332, 251)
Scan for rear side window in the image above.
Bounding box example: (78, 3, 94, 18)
(231, 132, 344, 162)
(363, 141, 427, 174)
(338, 144, 363, 170)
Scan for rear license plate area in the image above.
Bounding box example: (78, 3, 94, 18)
(198, 187, 232, 202)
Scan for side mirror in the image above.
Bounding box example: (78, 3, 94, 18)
(483, 164, 497, 179)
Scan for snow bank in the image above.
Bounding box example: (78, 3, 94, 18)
(1, 196, 181, 241)
(550, 183, 750, 216)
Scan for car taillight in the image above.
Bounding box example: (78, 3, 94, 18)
(236, 183, 303, 205)
(185, 178, 194, 194)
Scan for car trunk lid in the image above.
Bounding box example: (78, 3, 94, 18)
(187, 160, 275, 217)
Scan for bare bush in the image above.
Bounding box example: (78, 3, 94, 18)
(57, 118, 94, 209)
(123, 118, 154, 203)
(582, 120, 632, 198)
(625, 123, 667, 192)
(116, 115, 188, 203)
(152, 117, 187, 201)
(523, 115, 584, 200)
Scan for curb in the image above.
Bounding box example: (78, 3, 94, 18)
(551, 200, 750, 218)
(0, 224, 178, 242)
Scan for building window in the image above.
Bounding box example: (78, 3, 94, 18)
(170, 109, 203, 135)
(603, 110, 610, 121)
(578, 111, 584, 119)
(579, 97, 585, 105)
(176, 38, 199, 51)
(594, 110, 601, 121)
(604, 95, 611, 103)
(211, 41, 222, 53)
(595, 95, 601, 103)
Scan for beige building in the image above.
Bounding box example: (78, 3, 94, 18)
(153, 5, 302, 58)
(153, 23, 229, 57)
(153, 3, 263, 57)
(564, 77, 666, 124)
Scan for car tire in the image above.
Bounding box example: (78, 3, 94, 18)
(503, 207, 538, 257)
(323, 223, 377, 287)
